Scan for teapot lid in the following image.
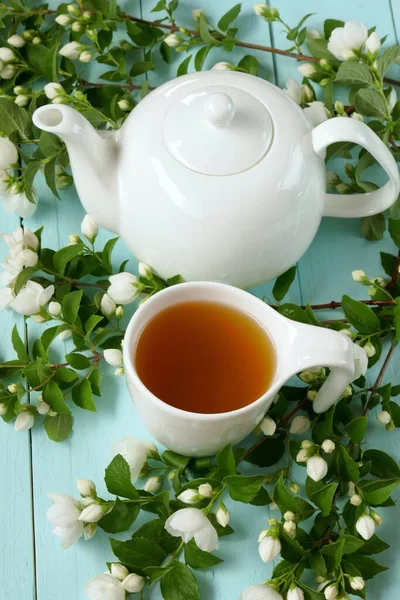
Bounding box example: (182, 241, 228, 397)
(163, 85, 273, 176)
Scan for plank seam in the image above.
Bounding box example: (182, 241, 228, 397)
(388, 0, 399, 44)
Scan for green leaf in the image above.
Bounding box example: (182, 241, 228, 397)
(44, 157, 61, 200)
(130, 60, 155, 77)
(218, 3, 241, 31)
(310, 483, 338, 517)
(39, 131, 63, 155)
(209, 513, 234, 537)
(85, 315, 103, 336)
(377, 45, 400, 76)
(215, 444, 236, 475)
(237, 54, 259, 75)
(323, 18, 344, 38)
(105, 454, 139, 499)
(361, 214, 386, 241)
(0, 97, 32, 139)
(306, 37, 335, 60)
(44, 413, 73, 442)
(14, 266, 38, 295)
(194, 46, 210, 71)
(274, 473, 300, 514)
(359, 478, 400, 505)
(342, 534, 365, 554)
(99, 498, 139, 533)
(273, 266, 297, 302)
(89, 368, 101, 396)
(321, 538, 345, 569)
(54, 367, 79, 385)
(184, 539, 223, 569)
(380, 252, 397, 276)
(199, 13, 218, 45)
(101, 237, 119, 272)
(346, 555, 388, 580)
(132, 519, 181, 554)
(53, 244, 84, 276)
(26, 41, 59, 80)
(389, 218, 400, 247)
(310, 551, 327, 577)
(363, 449, 400, 479)
(160, 562, 199, 600)
(224, 474, 265, 503)
(11, 325, 28, 362)
(72, 379, 96, 411)
(346, 416, 368, 443)
(43, 381, 71, 414)
(357, 535, 390, 555)
(341, 295, 380, 334)
(162, 450, 189, 469)
(23, 161, 41, 202)
(143, 566, 173, 585)
(66, 353, 91, 370)
(62, 290, 83, 325)
(243, 437, 285, 467)
(337, 445, 360, 482)
(355, 88, 388, 119)
(110, 537, 166, 570)
(312, 406, 335, 444)
(177, 55, 192, 77)
(279, 528, 306, 563)
(335, 62, 372, 85)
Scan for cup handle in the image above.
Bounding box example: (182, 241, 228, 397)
(287, 322, 368, 414)
(312, 117, 400, 218)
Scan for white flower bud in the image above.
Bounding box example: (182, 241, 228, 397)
(288, 586, 305, 600)
(342, 385, 352, 397)
(284, 511, 295, 521)
(100, 293, 116, 318)
(164, 33, 182, 48)
(350, 576, 365, 591)
(350, 494, 362, 506)
(268, 502, 278, 510)
(44, 82, 64, 100)
(0, 47, 16, 62)
(68, 233, 81, 245)
(117, 99, 131, 111)
(138, 262, 152, 278)
(67, 3, 80, 13)
(321, 439, 335, 454)
(177, 489, 201, 504)
(104, 348, 123, 366)
(59, 41, 83, 60)
(268, 518, 279, 527)
(365, 31, 381, 54)
(211, 61, 233, 71)
(363, 341, 376, 358)
(48, 301, 62, 317)
(198, 483, 213, 498)
(283, 520, 297, 537)
(114, 366, 124, 376)
(14, 411, 35, 432)
(260, 416, 276, 436)
(83, 11, 91, 20)
(58, 329, 72, 341)
(31, 315, 46, 323)
(298, 63, 316, 77)
(79, 503, 105, 523)
(122, 573, 145, 593)
(37, 399, 50, 415)
(290, 482, 300, 494)
(79, 50, 93, 63)
(192, 8, 204, 20)
(377, 410, 391, 425)
(110, 563, 129, 581)
(351, 112, 363, 121)
(301, 440, 314, 449)
(55, 14, 72, 26)
(307, 456, 328, 482)
(324, 584, 338, 600)
(290, 415, 311, 434)
(8, 383, 17, 394)
(76, 478, 96, 497)
(258, 535, 281, 562)
(1, 64, 17, 79)
(308, 29, 322, 39)
(144, 476, 161, 493)
(15, 95, 29, 107)
(216, 504, 230, 527)
(32, 37, 41, 44)
(0, 401, 8, 415)
(7, 34, 26, 48)
(72, 21, 83, 32)
(370, 510, 382, 526)
(258, 528, 269, 541)
(81, 214, 98, 242)
(115, 305, 124, 320)
(253, 3, 269, 16)
(296, 448, 309, 463)
(307, 389, 317, 401)
(356, 514, 375, 540)
(83, 522, 97, 540)
(352, 269, 367, 282)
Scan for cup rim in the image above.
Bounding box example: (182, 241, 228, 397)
(123, 281, 284, 422)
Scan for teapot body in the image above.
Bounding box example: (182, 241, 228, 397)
(117, 72, 324, 288)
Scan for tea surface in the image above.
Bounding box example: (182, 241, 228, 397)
(135, 301, 276, 414)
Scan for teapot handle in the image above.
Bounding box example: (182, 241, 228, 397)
(312, 117, 400, 217)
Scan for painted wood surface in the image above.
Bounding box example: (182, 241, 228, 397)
(1, 1, 400, 598)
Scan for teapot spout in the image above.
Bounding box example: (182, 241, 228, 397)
(32, 105, 120, 233)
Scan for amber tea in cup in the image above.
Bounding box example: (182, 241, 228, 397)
(134, 300, 276, 414)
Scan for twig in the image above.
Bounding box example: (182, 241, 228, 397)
(303, 300, 395, 310)
(389, 133, 399, 151)
(387, 249, 400, 293)
(363, 343, 398, 415)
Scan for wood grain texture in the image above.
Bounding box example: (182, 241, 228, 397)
(0, 1, 400, 599)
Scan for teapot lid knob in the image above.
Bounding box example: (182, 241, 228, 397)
(204, 92, 235, 127)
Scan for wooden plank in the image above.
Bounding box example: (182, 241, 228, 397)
(0, 212, 35, 598)
(272, 1, 400, 597)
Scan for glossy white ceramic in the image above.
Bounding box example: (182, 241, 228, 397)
(123, 282, 367, 456)
(33, 72, 400, 289)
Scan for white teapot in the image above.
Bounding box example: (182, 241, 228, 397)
(33, 71, 400, 289)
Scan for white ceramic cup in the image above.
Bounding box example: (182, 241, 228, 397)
(123, 282, 367, 457)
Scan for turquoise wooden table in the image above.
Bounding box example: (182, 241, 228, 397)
(1, 1, 400, 599)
